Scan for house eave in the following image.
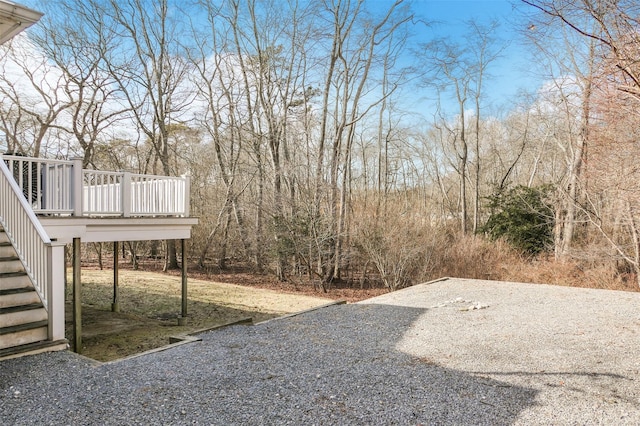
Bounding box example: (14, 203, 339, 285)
(0, 1, 43, 45)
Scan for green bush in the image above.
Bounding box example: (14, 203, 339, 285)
(481, 185, 555, 255)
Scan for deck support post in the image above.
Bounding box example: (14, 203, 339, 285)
(112, 241, 120, 312)
(72, 237, 82, 353)
(178, 238, 188, 326)
(47, 241, 66, 341)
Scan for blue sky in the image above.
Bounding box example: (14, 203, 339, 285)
(16, 0, 538, 119)
(416, 0, 515, 25)
(409, 0, 539, 114)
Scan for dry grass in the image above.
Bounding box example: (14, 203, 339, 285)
(502, 256, 640, 292)
(422, 233, 640, 293)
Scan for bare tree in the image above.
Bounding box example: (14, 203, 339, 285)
(311, 0, 412, 286)
(101, 0, 195, 270)
(420, 19, 503, 234)
(0, 38, 72, 157)
(522, 0, 640, 102)
(189, 0, 251, 270)
(582, 52, 640, 284)
(28, 0, 130, 167)
(521, 0, 640, 283)
(244, 0, 315, 280)
(522, 0, 603, 259)
(468, 21, 504, 233)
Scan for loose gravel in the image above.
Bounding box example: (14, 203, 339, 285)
(1, 277, 639, 425)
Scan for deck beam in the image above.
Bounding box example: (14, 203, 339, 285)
(39, 217, 197, 244)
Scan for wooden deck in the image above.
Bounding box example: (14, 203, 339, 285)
(0, 153, 197, 357)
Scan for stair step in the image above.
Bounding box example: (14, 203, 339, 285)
(0, 319, 48, 335)
(0, 339, 67, 360)
(0, 229, 62, 359)
(0, 244, 15, 258)
(0, 305, 47, 328)
(0, 302, 44, 314)
(0, 272, 32, 290)
(0, 286, 34, 295)
(0, 288, 41, 309)
(0, 258, 24, 274)
(0, 323, 48, 351)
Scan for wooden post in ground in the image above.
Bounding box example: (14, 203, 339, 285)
(112, 241, 119, 312)
(72, 237, 82, 354)
(178, 238, 188, 326)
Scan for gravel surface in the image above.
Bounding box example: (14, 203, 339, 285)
(1, 277, 639, 425)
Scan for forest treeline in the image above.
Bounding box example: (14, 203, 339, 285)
(2, 0, 640, 291)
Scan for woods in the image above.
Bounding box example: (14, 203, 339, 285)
(3, 0, 640, 291)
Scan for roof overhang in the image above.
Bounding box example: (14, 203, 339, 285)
(0, 1, 43, 45)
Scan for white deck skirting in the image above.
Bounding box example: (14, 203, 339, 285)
(38, 216, 199, 244)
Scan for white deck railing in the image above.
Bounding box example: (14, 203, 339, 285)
(2, 155, 190, 217)
(0, 158, 52, 309)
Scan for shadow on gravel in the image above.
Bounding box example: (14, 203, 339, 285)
(0, 303, 540, 425)
(186, 303, 540, 424)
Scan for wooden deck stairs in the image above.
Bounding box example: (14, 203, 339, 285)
(0, 226, 67, 360)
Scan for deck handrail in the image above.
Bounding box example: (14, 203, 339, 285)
(0, 158, 52, 309)
(2, 155, 190, 217)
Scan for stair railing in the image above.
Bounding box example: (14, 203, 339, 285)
(0, 159, 52, 309)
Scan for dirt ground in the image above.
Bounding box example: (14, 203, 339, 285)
(65, 269, 340, 362)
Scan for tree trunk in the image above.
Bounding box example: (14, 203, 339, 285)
(164, 240, 179, 271)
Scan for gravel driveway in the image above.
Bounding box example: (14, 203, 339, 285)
(1, 277, 639, 425)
